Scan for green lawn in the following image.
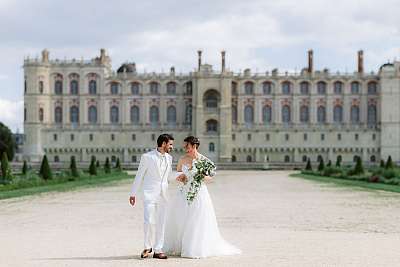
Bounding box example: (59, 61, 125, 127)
(0, 171, 133, 200)
(291, 172, 400, 194)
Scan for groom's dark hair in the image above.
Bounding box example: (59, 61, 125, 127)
(157, 134, 174, 147)
(184, 136, 200, 149)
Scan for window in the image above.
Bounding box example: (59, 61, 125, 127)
(54, 155, 59, 162)
(282, 81, 291, 95)
(321, 134, 325, 141)
(88, 106, 97, 124)
(303, 133, 308, 141)
(317, 155, 323, 162)
(232, 155, 237, 162)
(39, 81, 44, 94)
(317, 106, 326, 123)
(185, 82, 193, 95)
(70, 134, 74, 141)
(111, 155, 116, 162)
(167, 106, 177, 125)
(232, 105, 238, 124)
(300, 82, 309, 95)
(53, 134, 57, 141)
(337, 133, 341, 140)
(89, 80, 97, 95)
(372, 133, 376, 141)
(262, 106, 272, 124)
(337, 155, 342, 164)
(370, 155, 376, 162)
(266, 133, 270, 141)
(70, 106, 79, 123)
(24, 108, 26, 122)
(55, 107, 62, 123)
(205, 92, 218, 108)
(231, 82, 238, 95)
(39, 108, 44, 122)
(353, 155, 359, 162)
(150, 106, 159, 126)
(355, 134, 359, 141)
(282, 105, 291, 123)
(351, 81, 360, 94)
(367, 105, 377, 125)
(206, 120, 218, 132)
(89, 134, 93, 141)
(317, 81, 327, 95)
(111, 134, 115, 141)
(285, 133, 289, 141)
(247, 133, 252, 141)
(110, 82, 119, 95)
(24, 79, 27, 94)
(246, 155, 252, 162)
(284, 155, 290, 163)
(132, 155, 137, 162)
(368, 81, 377, 95)
(300, 106, 309, 123)
(167, 82, 176, 95)
(263, 82, 272, 95)
(333, 106, 343, 123)
(70, 80, 79, 95)
(185, 104, 192, 125)
(302, 155, 308, 162)
(130, 106, 140, 124)
(151, 134, 156, 141)
(351, 106, 360, 123)
(209, 142, 215, 152)
(244, 81, 254, 95)
(110, 106, 119, 124)
(132, 134, 136, 141)
(334, 81, 343, 94)
(131, 82, 140, 95)
(244, 105, 254, 126)
(150, 82, 159, 95)
(55, 80, 63, 95)
(232, 134, 236, 141)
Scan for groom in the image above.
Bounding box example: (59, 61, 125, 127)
(129, 134, 174, 259)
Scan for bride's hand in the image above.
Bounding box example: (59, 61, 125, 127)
(204, 175, 213, 183)
(176, 174, 187, 184)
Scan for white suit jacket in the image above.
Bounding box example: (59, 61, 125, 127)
(130, 149, 172, 203)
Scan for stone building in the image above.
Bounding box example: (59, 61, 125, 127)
(23, 49, 400, 165)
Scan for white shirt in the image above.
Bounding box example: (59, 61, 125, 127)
(156, 148, 168, 178)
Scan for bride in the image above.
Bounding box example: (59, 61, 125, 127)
(163, 136, 241, 258)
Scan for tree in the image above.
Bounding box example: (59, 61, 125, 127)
(89, 156, 97, 175)
(385, 156, 394, 169)
(96, 160, 100, 168)
(318, 158, 325, 172)
(1, 151, 13, 180)
(335, 156, 342, 167)
(104, 157, 111, 174)
(380, 159, 385, 168)
(353, 156, 364, 175)
(70, 156, 79, 178)
(22, 160, 28, 175)
(305, 158, 312, 171)
(0, 122, 16, 161)
(327, 160, 332, 167)
(115, 158, 122, 171)
(39, 155, 52, 180)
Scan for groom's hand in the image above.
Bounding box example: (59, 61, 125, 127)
(129, 196, 136, 206)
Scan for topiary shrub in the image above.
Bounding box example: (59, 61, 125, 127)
(318, 158, 325, 172)
(385, 156, 394, 169)
(305, 158, 312, 171)
(327, 160, 332, 167)
(335, 156, 342, 167)
(115, 158, 122, 171)
(383, 169, 396, 179)
(89, 156, 97, 176)
(39, 155, 52, 180)
(353, 156, 364, 175)
(104, 157, 111, 174)
(380, 159, 385, 168)
(70, 156, 79, 178)
(22, 160, 28, 175)
(96, 160, 100, 168)
(322, 166, 341, 177)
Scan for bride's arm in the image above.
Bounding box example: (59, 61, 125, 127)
(175, 158, 187, 183)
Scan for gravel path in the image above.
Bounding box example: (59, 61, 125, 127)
(1, 170, 400, 267)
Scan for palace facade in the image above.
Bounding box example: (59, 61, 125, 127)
(23, 49, 400, 165)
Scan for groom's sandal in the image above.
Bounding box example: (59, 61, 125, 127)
(153, 252, 168, 259)
(140, 248, 152, 259)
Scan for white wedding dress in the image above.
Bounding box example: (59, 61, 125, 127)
(163, 160, 241, 258)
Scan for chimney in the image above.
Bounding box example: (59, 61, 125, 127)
(221, 50, 226, 72)
(308, 49, 313, 73)
(41, 49, 49, 63)
(100, 48, 106, 63)
(358, 50, 364, 73)
(197, 50, 202, 71)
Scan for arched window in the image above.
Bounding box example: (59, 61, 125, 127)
(150, 106, 159, 125)
(244, 105, 254, 125)
(370, 155, 376, 162)
(284, 155, 290, 162)
(88, 106, 97, 124)
(132, 155, 137, 163)
(282, 105, 291, 123)
(131, 82, 140, 95)
(353, 155, 359, 162)
(367, 104, 377, 125)
(110, 82, 119, 95)
(263, 82, 272, 95)
(167, 106, 176, 125)
(333, 105, 343, 123)
(300, 82, 309, 95)
(351, 81, 360, 94)
(317, 81, 327, 95)
(55, 80, 63, 95)
(334, 81, 343, 94)
(70, 80, 79, 95)
(167, 82, 176, 95)
(206, 119, 218, 132)
(232, 155, 237, 162)
(368, 81, 377, 94)
(89, 80, 97, 95)
(185, 82, 193, 95)
(54, 155, 60, 162)
(39, 108, 44, 122)
(302, 155, 308, 162)
(282, 81, 291, 95)
(231, 82, 238, 96)
(55, 106, 62, 123)
(337, 155, 342, 164)
(39, 81, 44, 94)
(150, 82, 159, 95)
(244, 81, 254, 95)
(262, 106, 272, 124)
(209, 142, 215, 152)
(246, 155, 252, 162)
(70, 106, 79, 123)
(351, 105, 360, 123)
(24, 107, 27, 122)
(300, 106, 309, 123)
(317, 155, 323, 162)
(110, 106, 119, 124)
(232, 105, 238, 124)
(185, 104, 192, 125)
(130, 106, 140, 124)
(317, 106, 326, 123)
(205, 92, 218, 108)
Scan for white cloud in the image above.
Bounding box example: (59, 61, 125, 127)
(0, 98, 23, 132)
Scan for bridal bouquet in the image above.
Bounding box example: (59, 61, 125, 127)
(186, 158, 216, 204)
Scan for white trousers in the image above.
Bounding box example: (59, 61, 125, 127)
(143, 198, 167, 253)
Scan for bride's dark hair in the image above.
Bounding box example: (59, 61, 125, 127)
(184, 136, 200, 149)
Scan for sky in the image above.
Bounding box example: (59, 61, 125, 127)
(0, 0, 399, 132)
